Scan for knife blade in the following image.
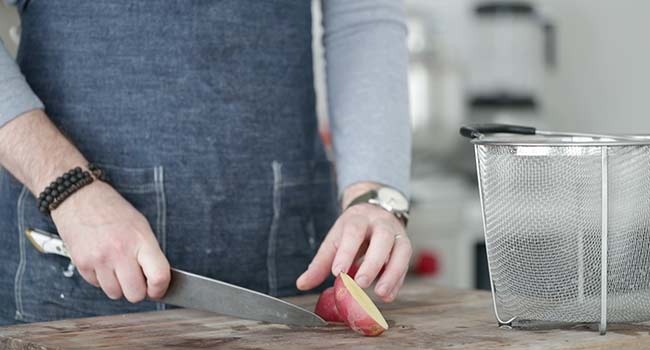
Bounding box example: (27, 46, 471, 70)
(25, 228, 326, 327)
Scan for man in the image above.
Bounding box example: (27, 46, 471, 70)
(0, 0, 411, 324)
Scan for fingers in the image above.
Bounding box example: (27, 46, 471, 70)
(354, 220, 395, 288)
(137, 243, 171, 300)
(77, 267, 99, 288)
(95, 266, 122, 300)
(296, 227, 339, 290)
(115, 259, 147, 303)
(374, 235, 412, 302)
(386, 271, 407, 303)
(331, 216, 369, 276)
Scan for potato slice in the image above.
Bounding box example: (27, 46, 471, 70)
(334, 272, 388, 336)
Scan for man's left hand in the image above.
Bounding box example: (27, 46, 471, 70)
(296, 182, 412, 303)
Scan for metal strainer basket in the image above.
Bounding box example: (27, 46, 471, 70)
(461, 124, 650, 335)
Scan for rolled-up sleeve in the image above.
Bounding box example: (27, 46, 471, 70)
(0, 38, 44, 128)
(322, 0, 411, 198)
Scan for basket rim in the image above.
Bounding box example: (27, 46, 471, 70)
(471, 136, 650, 147)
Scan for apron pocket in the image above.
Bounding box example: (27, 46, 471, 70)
(269, 160, 338, 297)
(14, 164, 166, 322)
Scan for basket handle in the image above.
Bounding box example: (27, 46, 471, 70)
(460, 124, 537, 139)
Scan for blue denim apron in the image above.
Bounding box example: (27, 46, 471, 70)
(0, 0, 338, 324)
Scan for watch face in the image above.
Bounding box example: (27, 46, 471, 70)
(377, 187, 409, 212)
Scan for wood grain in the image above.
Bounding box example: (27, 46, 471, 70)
(1, 280, 650, 350)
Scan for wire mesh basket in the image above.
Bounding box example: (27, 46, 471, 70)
(461, 124, 650, 335)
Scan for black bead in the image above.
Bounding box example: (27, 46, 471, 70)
(45, 187, 52, 194)
(39, 206, 48, 213)
(40, 199, 48, 207)
(70, 176, 77, 184)
(83, 171, 90, 178)
(63, 173, 70, 180)
(51, 190, 58, 197)
(39, 193, 46, 200)
(74, 167, 82, 173)
(56, 177, 64, 184)
(50, 181, 57, 188)
(63, 180, 71, 187)
(45, 195, 53, 203)
(88, 163, 96, 170)
(57, 185, 64, 192)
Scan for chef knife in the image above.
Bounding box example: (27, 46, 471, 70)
(25, 228, 326, 327)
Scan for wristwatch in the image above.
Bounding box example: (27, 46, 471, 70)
(346, 187, 410, 227)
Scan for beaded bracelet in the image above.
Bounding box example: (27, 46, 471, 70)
(37, 163, 108, 215)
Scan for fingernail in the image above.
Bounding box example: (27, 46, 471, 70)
(356, 275, 369, 288)
(333, 265, 343, 275)
(376, 283, 389, 296)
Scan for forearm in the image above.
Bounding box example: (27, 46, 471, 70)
(0, 109, 88, 194)
(322, 0, 411, 198)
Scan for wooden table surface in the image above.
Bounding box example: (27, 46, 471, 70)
(2, 279, 650, 350)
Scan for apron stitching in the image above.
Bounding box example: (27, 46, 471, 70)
(267, 161, 282, 296)
(14, 186, 28, 320)
(154, 166, 167, 311)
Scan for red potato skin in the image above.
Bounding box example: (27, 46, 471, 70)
(334, 275, 386, 336)
(314, 287, 344, 323)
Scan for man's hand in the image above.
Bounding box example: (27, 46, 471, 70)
(0, 110, 171, 303)
(296, 182, 412, 302)
(51, 181, 170, 302)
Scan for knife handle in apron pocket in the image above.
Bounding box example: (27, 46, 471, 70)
(25, 228, 71, 259)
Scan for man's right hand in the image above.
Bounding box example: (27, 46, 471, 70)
(50, 181, 171, 303)
(0, 110, 170, 303)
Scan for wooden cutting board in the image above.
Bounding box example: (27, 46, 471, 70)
(1, 279, 649, 350)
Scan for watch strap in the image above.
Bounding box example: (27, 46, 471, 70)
(345, 189, 408, 227)
(345, 189, 378, 210)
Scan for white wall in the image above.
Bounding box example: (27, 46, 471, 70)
(541, 0, 650, 133)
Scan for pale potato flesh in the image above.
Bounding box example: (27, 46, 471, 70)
(339, 272, 388, 330)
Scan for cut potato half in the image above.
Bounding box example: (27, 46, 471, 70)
(334, 272, 389, 336)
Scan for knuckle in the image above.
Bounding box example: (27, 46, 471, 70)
(109, 237, 129, 256)
(148, 269, 171, 288)
(74, 257, 93, 271)
(374, 226, 394, 239)
(91, 249, 111, 265)
(126, 290, 146, 304)
(363, 259, 384, 273)
(336, 246, 357, 258)
(342, 222, 365, 238)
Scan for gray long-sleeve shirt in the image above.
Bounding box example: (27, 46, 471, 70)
(0, 0, 411, 197)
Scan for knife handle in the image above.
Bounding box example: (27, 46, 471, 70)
(25, 228, 71, 259)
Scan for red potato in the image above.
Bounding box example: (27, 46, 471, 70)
(314, 287, 344, 323)
(334, 272, 389, 336)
